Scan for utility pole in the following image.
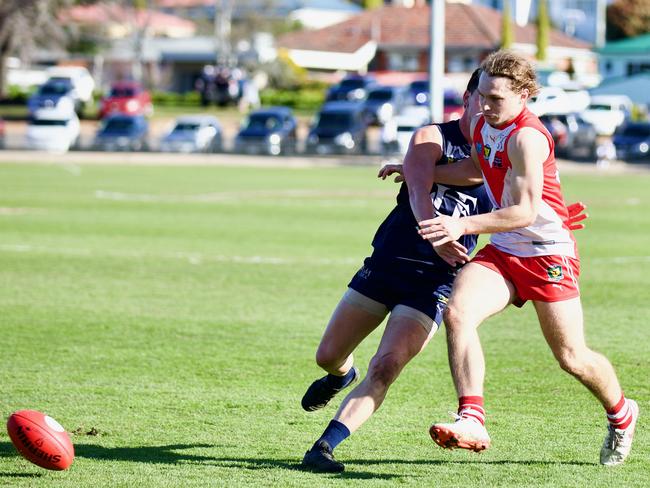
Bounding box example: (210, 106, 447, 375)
(429, 0, 445, 123)
(214, 0, 233, 65)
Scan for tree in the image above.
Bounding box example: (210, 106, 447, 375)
(500, 0, 514, 49)
(0, 0, 72, 99)
(363, 0, 383, 9)
(607, 0, 650, 41)
(535, 0, 549, 61)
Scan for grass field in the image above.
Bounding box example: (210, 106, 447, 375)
(0, 160, 648, 487)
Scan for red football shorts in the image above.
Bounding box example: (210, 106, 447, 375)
(471, 244, 580, 304)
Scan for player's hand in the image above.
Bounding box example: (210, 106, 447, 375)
(378, 163, 404, 182)
(433, 240, 470, 267)
(565, 201, 588, 231)
(418, 215, 466, 247)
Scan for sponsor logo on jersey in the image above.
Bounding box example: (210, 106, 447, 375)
(547, 264, 563, 282)
(493, 156, 503, 168)
(483, 144, 492, 159)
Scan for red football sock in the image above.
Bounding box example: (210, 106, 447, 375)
(606, 394, 633, 430)
(458, 395, 485, 425)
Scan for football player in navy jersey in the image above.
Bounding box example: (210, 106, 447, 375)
(300, 69, 491, 473)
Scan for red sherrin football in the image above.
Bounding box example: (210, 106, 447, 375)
(7, 410, 74, 470)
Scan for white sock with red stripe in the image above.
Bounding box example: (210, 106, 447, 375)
(606, 394, 634, 431)
(458, 396, 485, 425)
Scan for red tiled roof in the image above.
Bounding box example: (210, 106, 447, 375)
(278, 4, 591, 53)
(60, 4, 196, 31)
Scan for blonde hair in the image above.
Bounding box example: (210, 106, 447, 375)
(480, 50, 539, 97)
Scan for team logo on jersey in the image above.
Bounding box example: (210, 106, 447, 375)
(546, 265, 563, 282)
(483, 144, 492, 159)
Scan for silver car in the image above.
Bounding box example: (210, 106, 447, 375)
(159, 115, 222, 153)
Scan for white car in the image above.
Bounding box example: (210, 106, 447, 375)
(159, 115, 222, 153)
(381, 105, 431, 156)
(26, 101, 80, 153)
(527, 86, 571, 116)
(580, 95, 633, 136)
(45, 66, 95, 105)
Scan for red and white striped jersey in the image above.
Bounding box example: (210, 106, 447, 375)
(473, 107, 577, 258)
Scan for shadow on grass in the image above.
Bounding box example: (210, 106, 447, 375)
(74, 443, 402, 480)
(0, 442, 45, 478)
(345, 458, 598, 467)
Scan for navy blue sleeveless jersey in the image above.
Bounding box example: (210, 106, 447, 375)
(370, 119, 492, 272)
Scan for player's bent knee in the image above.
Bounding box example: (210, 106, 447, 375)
(555, 348, 589, 378)
(315, 343, 346, 370)
(443, 304, 467, 331)
(368, 352, 404, 389)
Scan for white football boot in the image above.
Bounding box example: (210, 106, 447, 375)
(600, 399, 639, 466)
(429, 413, 491, 452)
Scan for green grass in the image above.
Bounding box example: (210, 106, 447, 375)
(0, 161, 648, 487)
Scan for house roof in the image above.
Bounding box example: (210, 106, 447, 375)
(597, 33, 650, 55)
(278, 4, 591, 53)
(60, 4, 196, 37)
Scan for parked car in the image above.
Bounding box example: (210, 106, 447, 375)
(326, 75, 376, 102)
(99, 82, 153, 119)
(361, 86, 408, 125)
(26, 108, 80, 153)
(613, 122, 650, 161)
(539, 113, 597, 159)
(93, 114, 149, 151)
(27, 78, 81, 116)
(580, 95, 633, 136)
(561, 83, 591, 113)
(46, 66, 95, 107)
(234, 106, 298, 156)
(527, 86, 571, 116)
(160, 115, 222, 153)
(381, 105, 431, 156)
(406, 80, 463, 121)
(0, 117, 5, 149)
(306, 101, 369, 154)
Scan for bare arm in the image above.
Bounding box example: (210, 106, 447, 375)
(402, 125, 442, 223)
(418, 127, 549, 244)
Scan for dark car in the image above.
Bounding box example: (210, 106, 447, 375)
(539, 113, 597, 159)
(326, 75, 376, 102)
(93, 114, 149, 151)
(407, 80, 464, 121)
(0, 117, 4, 149)
(27, 78, 81, 116)
(234, 107, 298, 156)
(613, 122, 650, 161)
(306, 101, 369, 155)
(361, 86, 408, 126)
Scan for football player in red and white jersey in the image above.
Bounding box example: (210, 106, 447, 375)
(417, 50, 637, 466)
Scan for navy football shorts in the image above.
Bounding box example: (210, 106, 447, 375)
(346, 256, 455, 333)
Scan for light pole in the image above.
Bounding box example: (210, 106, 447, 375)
(429, 0, 445, 123)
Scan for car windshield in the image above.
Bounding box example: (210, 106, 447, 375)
(39, 83, 71, 95)
(339, 79, 366, 89)
(316, 112, 353, 129)
(246, 114, 281, 130)
(588, 104, 613, 111)
(30, 119, 67, 126)
(620, 125, 650, 137)
(103, 118, 135, 131)
(397, 125, 417, 131)
(410, 81, 428, 93)
(444, 93, 463, 105)
(109, 87, 137, 97)
(173, 122, 200, 132)
(367, 90, 393, 101)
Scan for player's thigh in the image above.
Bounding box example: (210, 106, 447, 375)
(533, 297, 587, 354)
(447, 262, 516, 325)
(374, 311, 435, 365)
(318, 290, 387, 361)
